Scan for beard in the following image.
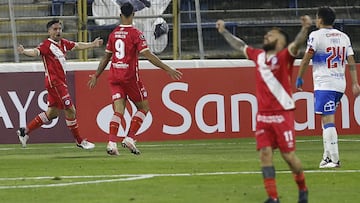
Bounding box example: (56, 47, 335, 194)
(262, 40, 277, 51)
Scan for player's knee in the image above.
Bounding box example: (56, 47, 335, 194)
(46, 109, 59, 120)
(64, 107, 76, 119)
(260, 147, 273, 165)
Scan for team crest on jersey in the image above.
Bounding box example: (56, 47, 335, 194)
(271, 56, 278, 65)
(268, 56, 280, 70)
(64, 99, 71, 107)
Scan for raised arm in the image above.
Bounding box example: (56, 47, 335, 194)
(288, 15, 312, 56)
(17, 44, 40, 57)
(216, 20, 247, 54)
(141, 49, 182, 80)
(75, 37, 103, 50)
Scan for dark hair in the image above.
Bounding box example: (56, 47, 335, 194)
(317, 6, 336, 25)
(271, 27, 289, 46)
(46, 19, 61, 29)
(121, 2, 134, 17)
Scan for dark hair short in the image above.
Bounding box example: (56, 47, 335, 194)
(317, 6, 336, 25)
(46, 19, 61, 29)
(121, 2, 134, 17)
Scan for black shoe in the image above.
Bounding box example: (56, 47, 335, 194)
(264, 198, 280, 203)
(16, 127, 29, 148)
(298, 189, 308, 203)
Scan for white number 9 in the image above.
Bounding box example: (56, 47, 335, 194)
(115, 39, 125, 59)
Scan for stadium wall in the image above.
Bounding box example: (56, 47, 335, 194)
(0, 60, 359, 144)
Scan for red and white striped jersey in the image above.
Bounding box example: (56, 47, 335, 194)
(37, 38, 76, 88)
(245, 46, 295, 112)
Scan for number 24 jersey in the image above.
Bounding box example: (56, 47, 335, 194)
(306, 28, 354, 92)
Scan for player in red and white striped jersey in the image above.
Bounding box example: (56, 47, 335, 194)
(216, 15, 311, 203)
(88, 3, 182, 156)
(17, 19, 103, 150)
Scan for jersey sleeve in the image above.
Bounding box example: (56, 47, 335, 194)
(305, 32, 316, 54)
(135, 30, 149, 53)
(345, 35, 354, 56)
(62, 39, 76, 52)
(245, 46, 262, 61)
(105, 32, 114, 53)
(282, 48, 295, 65)
(37, 41, 48, 56)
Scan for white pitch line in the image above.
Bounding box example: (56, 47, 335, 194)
(0, 175, 154, 189)
(1, 138, 360, 151)
(0, 170, 359, 189)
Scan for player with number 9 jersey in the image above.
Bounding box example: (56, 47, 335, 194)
(106, 24, 149, 83)
(88, 2, 182, 156)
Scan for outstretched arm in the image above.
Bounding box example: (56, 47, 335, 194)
(75, 37, 103, 50)
(141, 49, 182, 80)
(288, 15, 312, 55)
(347, 55, 360, 97)
(88, 51, 112, 89)
(216, 20, 247, 54)
(17, 45, 39, 57)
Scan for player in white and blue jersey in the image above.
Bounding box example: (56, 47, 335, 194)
(296, 6, 360, 168)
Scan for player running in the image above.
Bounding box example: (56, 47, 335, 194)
(296, 6, 360, 168)
(88, 3, 182, 155)
(216, 15, 311, 203)
(17, 19, 102, 149)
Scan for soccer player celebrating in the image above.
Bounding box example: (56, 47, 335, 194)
(216, 16, 311, 203)
(296, 7, 360, 168)
(88, 3, 182, 155)
(17, 19, 103, 149)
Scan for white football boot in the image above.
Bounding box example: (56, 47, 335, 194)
(77, 139, 95, 150)
(106, 141, 120, 156)
(121, 137, 141, 155)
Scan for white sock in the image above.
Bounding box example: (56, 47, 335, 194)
(323, 127, 339, 163)
(322, 130, 330, 160)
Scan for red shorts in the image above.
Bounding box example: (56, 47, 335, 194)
(109, 79, 148, 102)
(47, 84, 73, 109)
(255, 110, 296, 153)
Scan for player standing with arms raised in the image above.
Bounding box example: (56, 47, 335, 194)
(216, 15, 311, 203)
(17, 19, 103, 149)
(296, 6, 360, 168)
(88, 3, 182, 155)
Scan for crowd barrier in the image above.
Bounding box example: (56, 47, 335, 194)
(0, 60, 359, 144)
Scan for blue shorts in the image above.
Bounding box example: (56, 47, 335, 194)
(314, 90, 343, 115)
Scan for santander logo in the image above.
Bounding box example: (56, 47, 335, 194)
(96, 101, 153, 137)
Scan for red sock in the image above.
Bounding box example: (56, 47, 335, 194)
(26, 112, 49, 134)
(264, 178, 278, 200)
(66, 118, 82, 144)
(128, 110, 147, 138)
(109, 112, 123, 142)
(293, 172, 307, 191)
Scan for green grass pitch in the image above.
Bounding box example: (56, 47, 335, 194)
(0, 136, 359, 203)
